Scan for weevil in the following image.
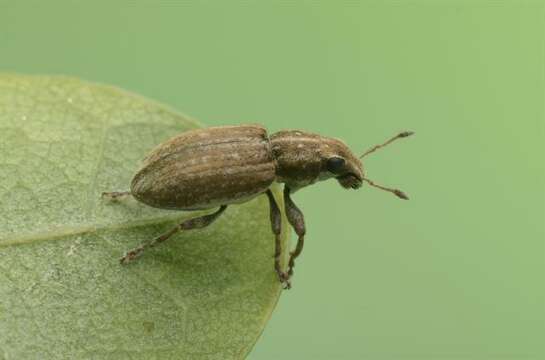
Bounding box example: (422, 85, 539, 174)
(102, 125, 413, 289)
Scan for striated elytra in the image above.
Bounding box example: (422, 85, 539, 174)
(103, 124, 413, 289)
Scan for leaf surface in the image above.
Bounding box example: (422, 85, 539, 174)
(0, 75, 287, 360)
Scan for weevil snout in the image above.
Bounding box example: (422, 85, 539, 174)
(322, 138, 364, 189)
(326, 156, 364, 190)
(337, 173, 363, 189)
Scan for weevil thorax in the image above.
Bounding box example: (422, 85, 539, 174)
(269, 130, 364, 191)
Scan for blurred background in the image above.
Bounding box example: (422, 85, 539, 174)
(1, 1, 543, 359)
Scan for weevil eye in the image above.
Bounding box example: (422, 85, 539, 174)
(326, 156, 346, 174)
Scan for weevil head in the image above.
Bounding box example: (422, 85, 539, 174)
(271, 129, 413, 198)
(270, 130, 363, 191)
(319, 139, 364, 190)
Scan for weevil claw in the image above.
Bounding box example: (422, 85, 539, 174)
(276, 271, 292, 290)
(283, 280, 292, 290)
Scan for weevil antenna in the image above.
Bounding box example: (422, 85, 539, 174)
(360, 131, 414, 159)
(361, 177, 409, 200)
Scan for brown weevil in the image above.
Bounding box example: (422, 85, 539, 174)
(102, 125, 413, 289)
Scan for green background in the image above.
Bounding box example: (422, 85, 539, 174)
(1, 1, 543, 359)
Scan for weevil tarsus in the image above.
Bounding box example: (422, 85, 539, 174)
(101, 191, 131, 202)
(119, 205, 228, 264)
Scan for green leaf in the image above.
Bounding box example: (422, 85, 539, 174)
(0, 74, 288, 359)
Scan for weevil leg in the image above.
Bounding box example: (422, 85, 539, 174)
(283, 186, 306, 281)
(101, 191, 131, 202)
(120, 205, 228, 264)
(265, 189, 291, 290)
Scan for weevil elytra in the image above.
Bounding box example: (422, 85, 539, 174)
(102, 125, 413, 289)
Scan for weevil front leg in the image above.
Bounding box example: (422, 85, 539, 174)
(283, 186, 306, 281)
(120, 205, 228, 264)
(265, 189, 291, 289)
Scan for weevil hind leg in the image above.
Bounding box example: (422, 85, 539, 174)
(120, 205, 228, 264)
(101, 191, 132, 202)
(283, 186, 306, 283)
(265, 189, 291, 290)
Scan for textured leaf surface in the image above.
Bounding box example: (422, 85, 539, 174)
(0, 75, 287, 359)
